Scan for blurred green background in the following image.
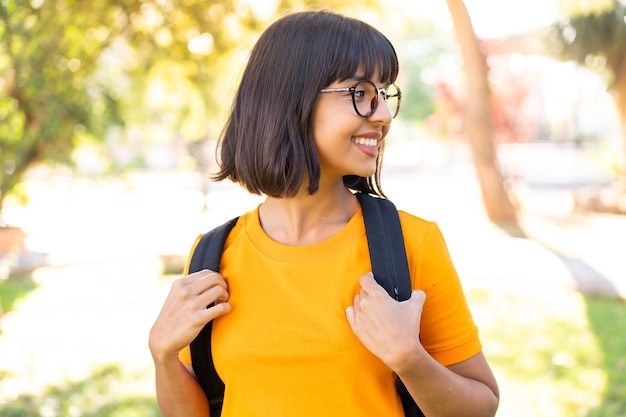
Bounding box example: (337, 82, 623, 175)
(1, 0, 625, 416)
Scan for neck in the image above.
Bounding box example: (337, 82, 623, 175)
(259, 183, 359, 246)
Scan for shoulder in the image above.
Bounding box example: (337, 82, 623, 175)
(224, 207, 258, 244)
(397, 210, 445, 248)
(397, 210, 435, 230)
(397, 210, 457, 288)
(183, 207, 259, 273)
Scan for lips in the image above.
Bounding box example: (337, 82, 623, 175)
(352, 136, 380, 158)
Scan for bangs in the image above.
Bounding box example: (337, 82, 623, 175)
(325, 19, 399, 85)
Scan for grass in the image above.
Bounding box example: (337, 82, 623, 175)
(467, 287, 626, 417)
(0, 365, 159, 417)
(585, 297, 626, 417)
(0, 273, 38, 317)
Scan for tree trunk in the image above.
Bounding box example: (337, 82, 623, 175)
(612, 71, 626, 177)
(445, 0, 520, 230)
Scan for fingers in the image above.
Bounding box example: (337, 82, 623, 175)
(410, 289, 426, 304)
(359, 274, 426, 307)
(358, 272, 384, 299)
(345, 305, 356, 328)
(176, 269, 230, 307)
(166, 270, 232, 331)
(150, 269, 233, 361)
(200, 297, 232, 323)
(358, 272, 393, 301)
(358, 272, 377, 293)
(346, 290, 365, 325)
(186, 269, 229, 293)
(351, 275, 426, 320)
(345, 277, 426, 366)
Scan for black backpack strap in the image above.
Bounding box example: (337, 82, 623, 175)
(356, 192, 424, 417)
(188, 217, 240, 273)
(356, 192, 411, 301)
(188, 217, 239, 417)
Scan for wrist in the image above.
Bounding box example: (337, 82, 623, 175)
(387, 337, 429, 376)
(152, 350, 184, 371)
(149, 339, 182, 367)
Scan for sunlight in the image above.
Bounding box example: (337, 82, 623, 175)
(236, 0, 279, 21)
(556, 0, 615, 17)
(387, 0, 559, 38)
(188, 32, 214, 56)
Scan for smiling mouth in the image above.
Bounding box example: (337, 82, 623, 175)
(352, 137, 378, 147)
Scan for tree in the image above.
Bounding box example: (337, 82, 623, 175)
(548, 0, 626, 174)
(0, 0, 130, 213)
(444, 0, 520, 230)
(0, 0, 277, 213)
(0, 0, 379, 216)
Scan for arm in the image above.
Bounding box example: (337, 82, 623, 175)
(346, 273, 499, 417)
(149, 270, 231, 417)
(152, 352, 210, 417)
(395, 345, 499, 417)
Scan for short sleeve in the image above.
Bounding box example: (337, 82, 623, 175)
(401, 214, 482, 366)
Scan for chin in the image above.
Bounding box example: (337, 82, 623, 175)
(352, 168, 376, 178)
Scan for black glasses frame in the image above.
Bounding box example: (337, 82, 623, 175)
(319, 80, 402, 118)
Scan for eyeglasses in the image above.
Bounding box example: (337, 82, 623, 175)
(319, 80, 402, 118)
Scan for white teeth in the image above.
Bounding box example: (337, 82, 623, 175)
(353, 137, 378, 147)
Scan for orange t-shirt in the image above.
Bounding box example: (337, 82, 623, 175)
(179, 206, 481, 416)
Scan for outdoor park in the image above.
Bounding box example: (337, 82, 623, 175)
(1, 0, 625, 416)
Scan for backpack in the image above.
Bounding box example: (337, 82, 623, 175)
(188, 192, 424, 417)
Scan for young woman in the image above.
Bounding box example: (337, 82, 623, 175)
(149, 10, 499, 417)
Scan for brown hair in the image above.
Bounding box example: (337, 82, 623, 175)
(212, 10, 399, 197)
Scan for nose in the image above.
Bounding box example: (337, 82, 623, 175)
(368, 96, 393, 124)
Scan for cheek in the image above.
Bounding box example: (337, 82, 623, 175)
(311, 99, 362, 153)
(311, 106, 340, 145)
(312, 122, 353, 156)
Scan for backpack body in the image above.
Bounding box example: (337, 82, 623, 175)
(188, 193, 423, 417)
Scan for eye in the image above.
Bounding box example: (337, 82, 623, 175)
(353, 87, 367, 100)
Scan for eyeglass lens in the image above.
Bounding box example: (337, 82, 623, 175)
(353, 81, 400, 118)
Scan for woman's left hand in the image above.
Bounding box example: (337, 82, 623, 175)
(346, 272, 426, 371)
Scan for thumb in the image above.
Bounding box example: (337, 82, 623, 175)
(407, 289, 426, 306)
(345, 306, 356, 328)
(399, 290, 425, 306)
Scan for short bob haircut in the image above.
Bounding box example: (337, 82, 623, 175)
(212, 10, 399, 198)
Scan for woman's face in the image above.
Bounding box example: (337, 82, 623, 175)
(311, 73, 393, 182)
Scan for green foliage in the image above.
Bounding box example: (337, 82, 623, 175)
(0, 0, 399, 212)
(585, 297, 626, 417)
(467, 288, 626, 417)
(0, 273, 37, 315)
(0, 0, 267, 208)
(391, 19, 455, 121)
(547, 1, 626, 83)
(0, 0, 129, 206)
(0, 365, 160, 417)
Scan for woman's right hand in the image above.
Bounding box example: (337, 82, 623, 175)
(149, 269, 231, 364)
